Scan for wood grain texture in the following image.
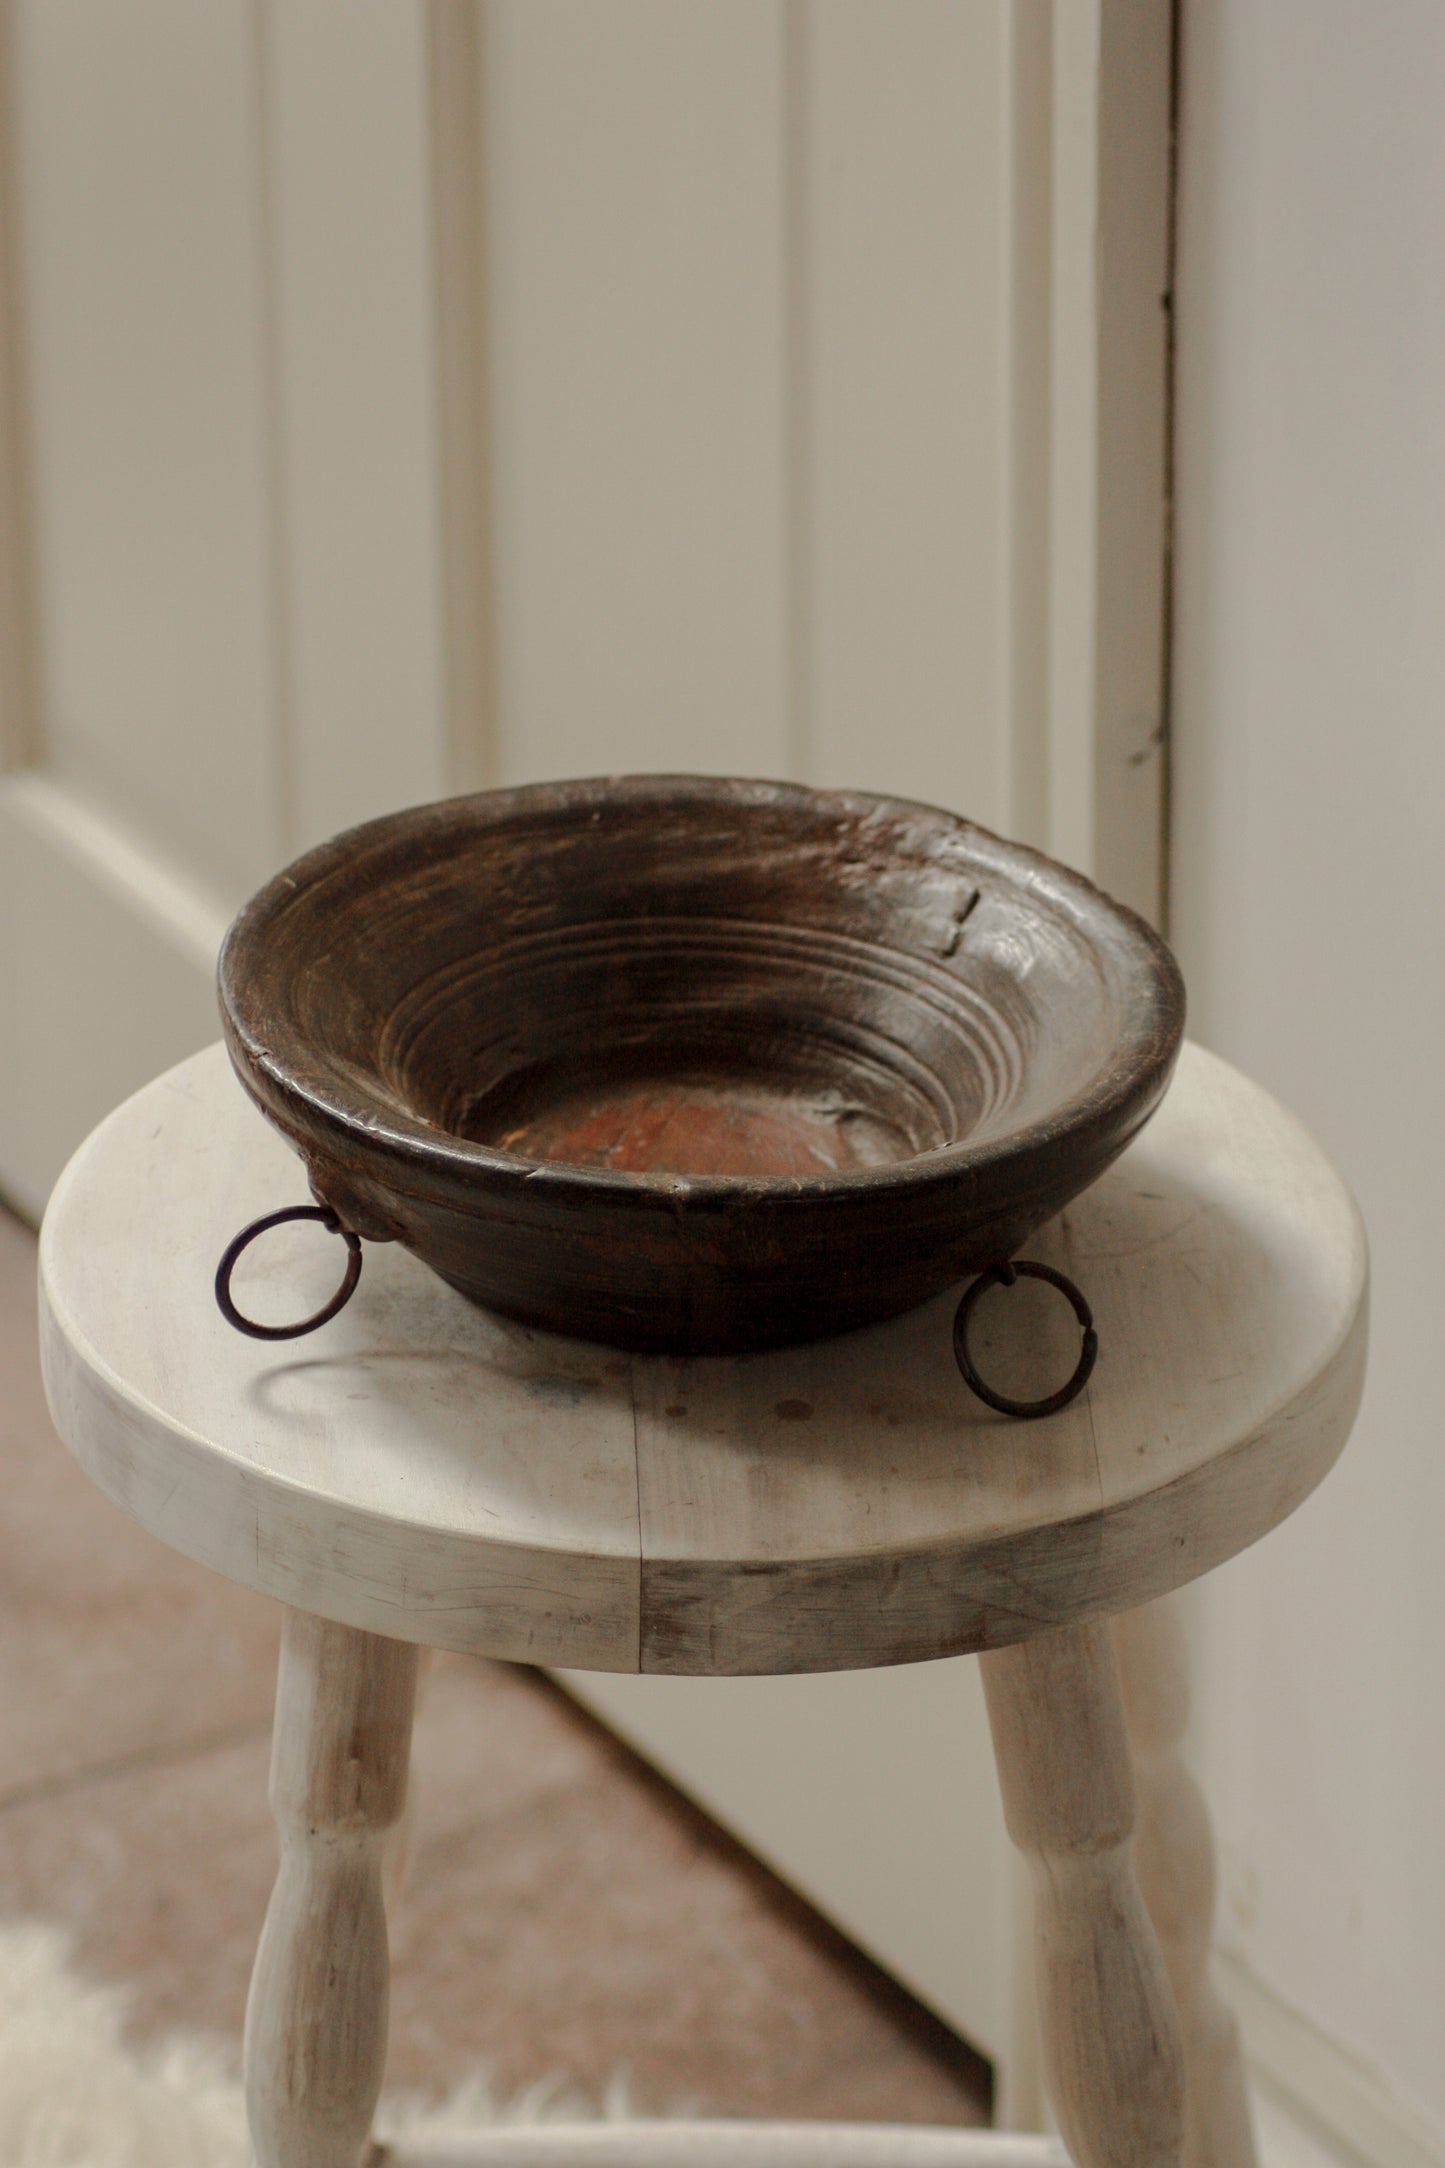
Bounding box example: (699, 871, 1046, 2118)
(1112, 1599, 1258, 2168)
(216, 776, 1182, 1353)
(245, 1609, 418, 2168)
(382, 1644, 433, 1918)
(632, 1037, 1367, 1672)
(372, 2127, 1068, 2168)
(38, 1045, 642, 1669)
(982, 1622, 1183, 2168)
(39, 1038, 1366, 1674)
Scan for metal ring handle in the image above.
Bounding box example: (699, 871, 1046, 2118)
(215, 1205, 362, 1341)
(952, 1259, 1098, 1419)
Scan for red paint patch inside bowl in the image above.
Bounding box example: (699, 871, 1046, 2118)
(491, 1072, 913, 1179)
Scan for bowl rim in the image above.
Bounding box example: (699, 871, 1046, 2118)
(218, 774, 1185, 1209)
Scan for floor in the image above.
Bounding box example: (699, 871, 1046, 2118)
(0, 1205, 992, 2125)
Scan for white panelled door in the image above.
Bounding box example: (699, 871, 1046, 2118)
(0, 0, 1170, 2126)
(0, 0, 451, 1218)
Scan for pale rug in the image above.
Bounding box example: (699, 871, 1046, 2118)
(0, 1918, 628, 2168)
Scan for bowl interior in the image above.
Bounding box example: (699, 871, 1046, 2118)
(226, 779, 1157, 1188)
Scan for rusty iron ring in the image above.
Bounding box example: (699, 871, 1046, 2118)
(215, 1204, 362, 1341)
(952, 1259, 1097, 1420)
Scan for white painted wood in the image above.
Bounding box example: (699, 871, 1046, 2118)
(1173, 2, 1445, 2144)
(39, 1045, 643, 1669)
(256, 0, 451, 852)
(1043, 0, 1104, 886)
(7, 0, 280, 894)
(983, 1622, 1184, 2168)
(383, 1645, 433, 1918)
(480, 0, 790, 786)
(0, 0, 278, 1213)
(0, 0, 37, 775)
(563, 1658, 1022, 2108)
(0, 0, 1173, 2115)
(1246, 2089, 1352, 2168)
(1090, 0, 1173, 919)
(620, 1044, 1363, 1674)
(794, 0, 1024, 818)
(1047, 0, 1172, 917)
(39, 1037, 1364, 1674)
(0, 0, 455, 1214)
(470, 2, 1169, 2094)
(374, 2128, 1069, 2168)
(3, 0, 452, 868)
(245, 1609, 418, 2168)
(1113, 1600, 1257, 2168)
(1216, 1953, 1445, 2168)
(37, 1037, 1365, 2147)
(424, 0, 495, 798)
(0, 774, 227, 1220)
(472, 0, 1169, 920)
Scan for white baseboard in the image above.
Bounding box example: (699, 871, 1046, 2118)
(0, 771, 231, 968)
(1217, 1954, 1445, 2168)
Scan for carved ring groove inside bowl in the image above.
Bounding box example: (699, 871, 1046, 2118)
(374, 919, 1025, 1181)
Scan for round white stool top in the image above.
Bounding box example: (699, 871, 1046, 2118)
(39, 1042, 1366, 1676)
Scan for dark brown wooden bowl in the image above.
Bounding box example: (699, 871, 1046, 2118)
(217, 777, 1184, 1353)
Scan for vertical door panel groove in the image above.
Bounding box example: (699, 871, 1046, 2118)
(427, 0, 498, 795)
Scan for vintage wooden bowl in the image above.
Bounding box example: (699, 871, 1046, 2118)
(217, 776, 1184, 1353)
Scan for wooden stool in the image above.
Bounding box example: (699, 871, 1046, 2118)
(37, 1042, 1366, 2168)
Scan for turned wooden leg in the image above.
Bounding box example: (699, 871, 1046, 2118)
(245, 1609, 420, 2168)
(1112, 1599, 1258, 2168)
(382, 1645, 433, 1917)
(981, 1621, 1184, 2168)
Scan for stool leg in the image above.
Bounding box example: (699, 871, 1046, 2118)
(244, 1609, 419, 2168)
(981, 1621, 1184, 2168)
(382, 1645, 433, 1916)
(1112, 1599, 1258, 2168)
